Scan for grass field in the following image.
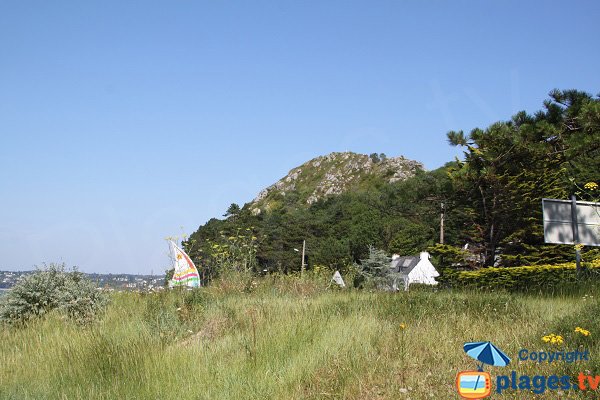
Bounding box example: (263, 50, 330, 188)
(1, 276, 599, 399)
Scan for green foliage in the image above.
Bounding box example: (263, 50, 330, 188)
(143, 291, 183, 344)
(207, 228, 259, 273)
(164, 267, 174, 287)
(224, 203, 241, 219)
(187, 166, 450, 278)
(3, 278, 600, 398)
(389, 220, 434, 256)
(251, 152, 416, 212)
(354, 246, 395, 289)
(143, 290, 198, 345)
(427, 244, 472, 269)
(440, 259, 600, 292)
(0, 263, 108, 325)
(186, 89, 599, 280)
(312, 237, 352, 272)
(447, 89, 600, 267)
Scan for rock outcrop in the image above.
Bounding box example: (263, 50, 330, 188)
(249, 152, 422, 214)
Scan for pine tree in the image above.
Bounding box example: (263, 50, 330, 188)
(355, 246, 394, 289)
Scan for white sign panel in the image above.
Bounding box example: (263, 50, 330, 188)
(331, 271, 346, 288)
(542, 198, 600, 246)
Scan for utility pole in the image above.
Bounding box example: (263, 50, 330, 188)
(301, 239, 306, 277)
(571, 195, 581, 274)
(440, 202, 445, 244)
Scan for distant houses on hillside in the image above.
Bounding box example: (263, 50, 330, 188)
(0, 271, 165, 291)
(0, 271, 25, 289)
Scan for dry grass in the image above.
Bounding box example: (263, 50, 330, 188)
(1, 280, 599, 399)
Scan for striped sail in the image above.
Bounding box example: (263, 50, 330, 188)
(168, 240, 200, 288)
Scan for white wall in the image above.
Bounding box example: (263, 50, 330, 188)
(407, 252, 439, 285)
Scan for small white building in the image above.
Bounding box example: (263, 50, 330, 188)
(390, 251, 439, 291)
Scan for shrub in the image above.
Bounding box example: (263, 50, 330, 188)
(143, 290, 186, 344)
(0, 263, 108, 325)
(354, 246, 396, 289)
(440, 259, 600, 292)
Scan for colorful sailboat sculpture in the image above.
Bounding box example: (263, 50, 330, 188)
(168, 240, 200, 288)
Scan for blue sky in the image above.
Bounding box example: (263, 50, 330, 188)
(1, 1, 599, 274)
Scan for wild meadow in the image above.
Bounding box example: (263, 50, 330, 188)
(1, 275, 599, 400)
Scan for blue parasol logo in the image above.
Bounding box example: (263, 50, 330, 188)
(463, 341, 511, 371)
(458, 341, 511, 397)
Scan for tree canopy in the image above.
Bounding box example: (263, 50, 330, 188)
(447, 89, 599, 267)
(185, 89, 599, 283)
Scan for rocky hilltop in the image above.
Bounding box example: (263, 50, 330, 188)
(250, 152, 422, 214)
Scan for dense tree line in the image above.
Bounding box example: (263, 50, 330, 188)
(185, 166, 452, 281)
(185, 89, 599, 283)
(446, 89, 599, 267)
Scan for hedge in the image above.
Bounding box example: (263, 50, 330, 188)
(439, 259, 600, 291)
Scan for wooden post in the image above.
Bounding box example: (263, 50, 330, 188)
(440, 202, 445, 244)
(571, 195, 581, 274)
(301, 240, 306, 277)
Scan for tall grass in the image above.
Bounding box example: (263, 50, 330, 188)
(1, 277, 598, 399)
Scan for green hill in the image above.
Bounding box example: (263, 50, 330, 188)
(187, 152, 449, 279)
(249, 152, 422, 215)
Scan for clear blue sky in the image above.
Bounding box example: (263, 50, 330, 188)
(1, 1, 599, 274)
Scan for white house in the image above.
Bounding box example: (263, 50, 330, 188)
(390, 251, 439, 291)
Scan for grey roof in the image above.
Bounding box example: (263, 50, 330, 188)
(390, 255, 420, 275)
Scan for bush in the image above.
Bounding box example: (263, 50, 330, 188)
(142, 289, 207, 345)
(440, 259, 600, 292)
(143, 290, 186, 344)
(0, 263, 108, 325)
(354, 246, 396, 289)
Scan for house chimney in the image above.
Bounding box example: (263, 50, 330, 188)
(420, 251, 429, 260)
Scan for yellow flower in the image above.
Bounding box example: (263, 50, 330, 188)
(552, 336, 564, 345)
(542, 333, 564, 345)
(584, 182, 598, 191)
(575, 327, 591, 336)
(399, 323, 406, 330)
